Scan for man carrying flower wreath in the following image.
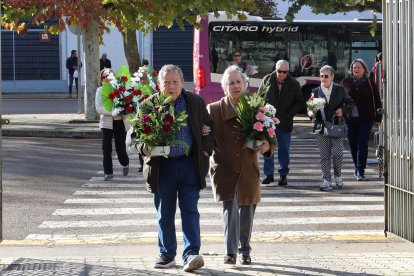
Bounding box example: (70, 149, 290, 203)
(138, 64, 213, 272)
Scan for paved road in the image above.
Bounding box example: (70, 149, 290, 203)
(2, 98, 79, 114)
(3, 136, 385, 243)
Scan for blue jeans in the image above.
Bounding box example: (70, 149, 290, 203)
(153, 157, 200, 262)
(263, 126, 291, 177)
(68, 74, 78, 96)
(346, 118, 374, 175)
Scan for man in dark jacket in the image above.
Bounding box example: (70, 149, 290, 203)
(259, 60, 304, 185)
(100, 53, 112, 71)
(66, 50, 80, 99)
(139, 64, 213, 272)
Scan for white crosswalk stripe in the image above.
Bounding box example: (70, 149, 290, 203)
(25, 139, 385, 242)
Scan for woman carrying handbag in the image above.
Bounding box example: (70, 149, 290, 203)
(308, 65, 354, 191)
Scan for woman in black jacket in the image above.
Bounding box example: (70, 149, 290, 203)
(341, 59, 382, 181)
(309, 65, 354, 191)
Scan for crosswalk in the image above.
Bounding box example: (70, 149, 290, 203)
(25, 139, 386, 243)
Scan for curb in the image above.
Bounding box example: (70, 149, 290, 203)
(2, 129, 100, 139)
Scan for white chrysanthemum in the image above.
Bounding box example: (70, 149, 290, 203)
(124, 91, 131, 97)
(149, 82, 156, 89)
(265, 104, 276, 116)
(107, 73, 116, 80)
(111, 107, 122, 116)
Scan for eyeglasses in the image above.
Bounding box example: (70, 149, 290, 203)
(234, 54, 241, 57)
(320, 74, 330, 79)
(101, 75, 108, 79)
(277, 70, 288, 74)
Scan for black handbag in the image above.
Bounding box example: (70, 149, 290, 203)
(320, 109, 347, 138)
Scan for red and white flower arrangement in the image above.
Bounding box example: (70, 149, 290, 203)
(106, 72, 143, 116)
(306, 93, 326, 120)
(128, 94, 189, 156)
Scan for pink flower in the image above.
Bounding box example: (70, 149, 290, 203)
(267, 128, 276, 138)
(273, 117, 280, 124)
(259, 106, 269, 113)
(141, 114, 151, 123)
(253, 122, 264, 132)
(255, 112, 266, 121)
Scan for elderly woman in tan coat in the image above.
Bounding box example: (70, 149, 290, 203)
(207, 65, 273, 265)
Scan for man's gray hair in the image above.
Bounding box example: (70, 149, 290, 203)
(159, 64, 184, 82)
(221, 65, 248, 94)
(349, 59, 370, 78)
(275, 60, 289, 70)
(320, 65, 335, 76)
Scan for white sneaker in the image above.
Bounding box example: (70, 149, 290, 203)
(334, 176, 343, 188)
(183, 255, 204, 272)
(319, 180, 332, 191)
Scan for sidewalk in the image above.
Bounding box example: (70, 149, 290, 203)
(1, 240, 414, 275)
(1, 113, 100, 138)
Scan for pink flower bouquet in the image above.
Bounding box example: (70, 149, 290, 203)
(236, 91, 278, 149)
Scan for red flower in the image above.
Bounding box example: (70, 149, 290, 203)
(155, 85, 160, 91)
(124, 96, 132, 104)
(108, 93, 116, 100)
(153, 71, 158, 77)
(119, 86, 126, 92)
(113, 89, 121, 97)
(165, 114, 174, 124)
(125, 105, 133, 113)
(162, 124, 172, 133)
(141, 114, 151, 123)
(141, 94, 150, 101)
(121, 76, 128, 82)
(137, 89, 142, 96)
(144, 125, 152, 134)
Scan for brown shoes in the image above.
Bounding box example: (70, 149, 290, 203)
(223, 254, 236, 264)
(239, 255, 251, 265)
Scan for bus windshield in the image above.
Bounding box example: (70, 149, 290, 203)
(194, 16, 381, 104)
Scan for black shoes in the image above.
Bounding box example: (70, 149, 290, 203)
(261, 175, 274, 184)
(278, 175, 288, 186)
(239, 255, 252, 265)
(223, 254, 236, 264)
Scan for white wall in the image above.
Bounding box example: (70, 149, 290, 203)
(62, 26, 153, 87)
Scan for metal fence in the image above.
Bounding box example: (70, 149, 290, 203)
(384, 0, 414, 242)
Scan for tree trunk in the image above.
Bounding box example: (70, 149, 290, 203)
(82, 21, 100, 120)
(122, 29, 141, 73)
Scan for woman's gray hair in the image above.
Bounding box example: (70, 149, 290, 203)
(349, 59, 370, 78)
(221, 65, 248, 94)
(275, 60, 289, 70)
(320, 65, 335, 76)
(159, 64, 184, 82)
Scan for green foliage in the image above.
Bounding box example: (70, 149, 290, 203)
(2, 0, 255, 34)
(249, 0, 279, 18)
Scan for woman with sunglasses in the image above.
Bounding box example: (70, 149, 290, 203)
(309, 65, 353, 191)
(231, 50, 247, 72)
(95, 68, 130, 181)
(341, 59, 382, 181)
